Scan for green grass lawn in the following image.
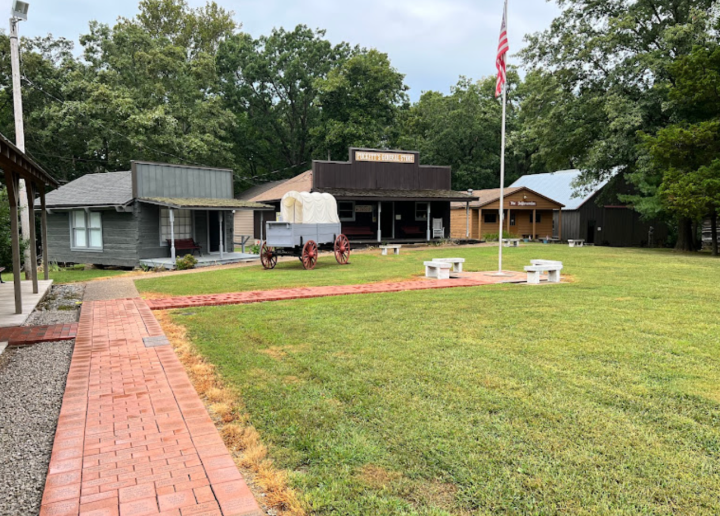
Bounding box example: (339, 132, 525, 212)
(168, 247, 720, 515)
(1, 268, 129, 284)
(136, 244, 574, 297)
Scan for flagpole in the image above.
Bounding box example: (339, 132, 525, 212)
(498, 82, 507, 273)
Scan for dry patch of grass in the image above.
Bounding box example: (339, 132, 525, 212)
(155, 311, 306, 516)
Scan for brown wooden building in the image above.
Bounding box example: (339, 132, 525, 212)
(450, 187, 564, 240)
(243, 148, 476, 243)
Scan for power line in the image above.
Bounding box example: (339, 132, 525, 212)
(20, 74, 208, 168)
(243, 161, 308, 183)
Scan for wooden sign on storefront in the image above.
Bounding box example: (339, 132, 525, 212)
(355, 151, 416, 164)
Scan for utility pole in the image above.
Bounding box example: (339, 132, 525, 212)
(9, 2, 31, 277)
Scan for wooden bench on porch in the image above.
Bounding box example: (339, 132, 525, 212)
(401, 225, 424, 237)
(342, 226, 375, 238)
(166, 238, 203, 256)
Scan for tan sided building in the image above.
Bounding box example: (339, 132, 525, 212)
(450, 186, 564, 240)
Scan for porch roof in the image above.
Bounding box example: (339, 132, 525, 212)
(317, 188, 477, 202)
(139, 197, 274, 211)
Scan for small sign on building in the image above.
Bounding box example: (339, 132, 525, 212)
(355, 151, 415, 164)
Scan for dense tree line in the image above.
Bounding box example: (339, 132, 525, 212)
(0, 0, 717, 252)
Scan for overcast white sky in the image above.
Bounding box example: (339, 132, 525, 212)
(3, 0, 560, 101)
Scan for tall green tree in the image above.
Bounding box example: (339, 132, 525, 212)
(314, 49, 407, 161)
(642, 43, 720, 254)
(1, 0, 239, 183)
(395, 72, 537, 191)
(217, 26, 352, 185)
(521, 0, 718, 250)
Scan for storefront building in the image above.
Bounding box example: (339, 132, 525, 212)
(243, 148, 477, 243)
(450, 187, 564, 240)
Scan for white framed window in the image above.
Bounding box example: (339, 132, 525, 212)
(71, 210, 103, 250)
(415, 202, 429, 222)
(338, 201, 355, 221)
(161, 209, 192, 244)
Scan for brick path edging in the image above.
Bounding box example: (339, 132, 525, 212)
(145, 274, 527, 311)
(41, 298, 262, 516)
(0, 323, 78, 347)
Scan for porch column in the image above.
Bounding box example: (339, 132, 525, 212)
(6, 171, 22, 314)
(507, 209, 511, 234)
(377, 202, 382, 243)
(427, 204, 432, 241)
(533, 209, 537, 240)
(392, 202, 396, 239)
(40, 185, 49, 280)
(24, 179, 38, 294)
(219, 211, 225, 259)
(169, 209, 176, 263)
(260, 211, 265, 241)
(559, 210, 563, 241)
(465, 203, 470, 238)
(478, 209, 483, 240)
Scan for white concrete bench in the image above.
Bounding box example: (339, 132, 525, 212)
(568, 239, 585, 248)
(424, 261, 452, 280)
(433, 258, 465, 273)
(502, 238, 521, 247)
(525, 260, 563, 284)
(380, 245, 402, 256)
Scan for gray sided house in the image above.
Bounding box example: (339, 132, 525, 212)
(38, 162, 270, 268)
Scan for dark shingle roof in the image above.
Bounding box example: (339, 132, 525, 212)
(235, 180, 287, 201)
(39, 171, 133, 209)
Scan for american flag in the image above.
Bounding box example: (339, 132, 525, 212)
(495, 0, 509, 97)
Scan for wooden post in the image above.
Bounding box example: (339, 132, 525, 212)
(6, 171, 22, 314)
(532, 209, 537, 241)
(507, 209, 511, 234)
(478, 209, 483, 240)
(427, 203, 432, 241)
(40, 185, 49, 281)
(219, 212, 225, 259)
(377, 202, 382, 243)
(558, 210, 563, 241)
(169, 209, 176, 263)
(24, 179, 38, 294)
(465, 202, 470, 238)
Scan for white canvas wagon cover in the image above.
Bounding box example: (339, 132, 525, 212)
(280, 191, 340, 224)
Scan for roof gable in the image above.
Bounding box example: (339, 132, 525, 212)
(249, 170, 313, 202)
(42, 171, 133, 209)
(510, 170, 610, 211)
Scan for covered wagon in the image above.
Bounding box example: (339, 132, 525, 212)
(260, 192, 351, 270)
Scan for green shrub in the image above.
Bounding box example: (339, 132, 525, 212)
(175, 254, 198, 271)
(484, 231, 519, 242)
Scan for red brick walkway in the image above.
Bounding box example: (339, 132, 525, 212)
(145, 273, 527, 311)
(0, 323, 78, 346)
(41, 298, 261, 516)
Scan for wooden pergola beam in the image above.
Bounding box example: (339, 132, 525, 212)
(5, 170, 22, 314)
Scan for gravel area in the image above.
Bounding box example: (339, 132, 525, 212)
(0, 283, 82, 515)
(83, 277, 139, 301)
(0, 340, 74, 515)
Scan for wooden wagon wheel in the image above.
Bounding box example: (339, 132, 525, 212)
(260, 242, 278, 270)
(301, 240, 318, 270)
(334, 234, 351, 265)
